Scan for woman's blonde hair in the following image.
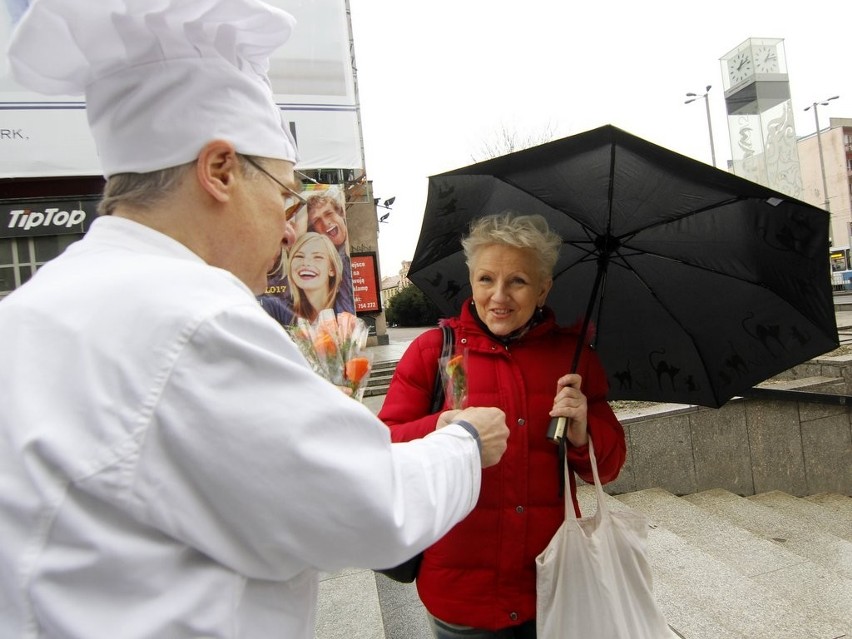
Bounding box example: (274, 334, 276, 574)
(288, 231, 343, 321)
(461, 212, 562, 280)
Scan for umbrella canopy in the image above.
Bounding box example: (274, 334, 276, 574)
(408, 124, 838, 408)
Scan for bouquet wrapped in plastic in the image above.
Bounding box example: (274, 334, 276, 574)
(440, 351, 467, 409)
(288, 309, 373, 402)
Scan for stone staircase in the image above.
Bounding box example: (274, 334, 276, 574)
(364, 359, 396, 398)
(338, 489, 851, 639)
(599, 487, 851, 638)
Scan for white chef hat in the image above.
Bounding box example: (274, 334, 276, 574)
(7, 0, 299, 177)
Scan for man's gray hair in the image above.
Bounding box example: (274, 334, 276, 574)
(97, 155, 260, 216)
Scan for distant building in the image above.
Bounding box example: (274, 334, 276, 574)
(797, 118, 852, 264)
(380, 260, 411, 309)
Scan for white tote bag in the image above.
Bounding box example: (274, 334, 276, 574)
(535, 439, 676, 638)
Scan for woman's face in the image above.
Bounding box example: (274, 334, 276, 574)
(469, 244, 552, 336)
(289, 236, 334, 292)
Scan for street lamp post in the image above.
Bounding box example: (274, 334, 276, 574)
(804, 96, 839, 213)
(685, 85, 716, 168)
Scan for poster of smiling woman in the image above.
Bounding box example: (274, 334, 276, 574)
(259, 184, 355, 327)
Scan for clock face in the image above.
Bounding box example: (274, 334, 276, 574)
(754, 46, 779, 74)
(728, 51, 753, 84)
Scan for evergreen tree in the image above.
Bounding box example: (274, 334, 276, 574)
(386, 285, 443, 326)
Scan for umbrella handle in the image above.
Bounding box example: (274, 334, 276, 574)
(546, 255, 606, 445)
(546, 416, 567, 443)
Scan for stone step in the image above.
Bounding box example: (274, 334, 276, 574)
(363, 385, 389, 398)
(749, 490, 852, 542)
(577, 486, 846, 638)
(613, 487, 852, 631)
(363, 360, 397, 398)
(368, 369, 395, 380)
(365, 360, 398, 394)
(805, 492, 852, 517)
(370, 360, 398, 373)
(757, 373, 842, 389)
(615, 488, 812, 577)
(683, 489, 852, 580)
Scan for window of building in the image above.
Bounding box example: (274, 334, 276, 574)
(0, 234, 83, 298)
(845, 133, 852, 152)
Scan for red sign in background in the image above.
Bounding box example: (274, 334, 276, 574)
(351, 253, 381, 313)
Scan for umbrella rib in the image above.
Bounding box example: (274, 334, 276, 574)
(618, 195, 748, 241)
(555, 225, 602, 273)
(609, 247, 759, 286)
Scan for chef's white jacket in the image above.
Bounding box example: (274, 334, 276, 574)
(0, 216, 481, 638)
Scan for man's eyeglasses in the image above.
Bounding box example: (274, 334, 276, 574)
(243, 156, 307, 221)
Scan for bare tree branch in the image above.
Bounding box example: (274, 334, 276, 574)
(471, 120, 560, 161)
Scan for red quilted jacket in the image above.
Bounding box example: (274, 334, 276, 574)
(378, 300, 626, 631)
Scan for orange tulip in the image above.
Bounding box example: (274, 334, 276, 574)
(446, 354, 464, 374)
(336, 312, 357, 338)
(313, 332, 337, 358)
(345, 356, 371, 384)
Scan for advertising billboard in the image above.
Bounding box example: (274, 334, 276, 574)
(0, 0, 363, 177)
(351, 253, 381, 313)
(259, 184, 357, 327)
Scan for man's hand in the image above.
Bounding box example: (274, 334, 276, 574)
(451, 407, 509, 468)
(436, 409, 462, 429)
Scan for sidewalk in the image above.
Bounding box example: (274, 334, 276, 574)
(368, 332, 421, 364)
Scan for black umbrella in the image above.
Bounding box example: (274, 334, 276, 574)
(409, 124, 838, 420)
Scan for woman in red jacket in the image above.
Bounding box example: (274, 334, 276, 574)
(378, 212, 626, 638)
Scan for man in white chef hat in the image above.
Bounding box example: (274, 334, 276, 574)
(0, 1, 509, 637)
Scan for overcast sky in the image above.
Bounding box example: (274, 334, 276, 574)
(347, 0, 851, 276)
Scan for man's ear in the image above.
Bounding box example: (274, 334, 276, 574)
(196, 139, 238, 203)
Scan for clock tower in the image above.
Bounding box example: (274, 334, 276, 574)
(721, 38, 802, 198)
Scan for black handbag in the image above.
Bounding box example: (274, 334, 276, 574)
(376, 325, 454, 583)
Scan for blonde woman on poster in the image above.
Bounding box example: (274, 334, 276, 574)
(288, 231, 343, 323)
(259, 185, 355, 327)
(306, 186, 354, 314)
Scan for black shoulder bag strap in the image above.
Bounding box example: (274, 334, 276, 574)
(430, 325, 454, 413)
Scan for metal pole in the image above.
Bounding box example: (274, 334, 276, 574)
(812, 104, 830, 212)
(685, 86, 715, 168)
(703, 93, 717, 168)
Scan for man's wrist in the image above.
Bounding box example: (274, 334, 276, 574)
(453, 419, 481, 455)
